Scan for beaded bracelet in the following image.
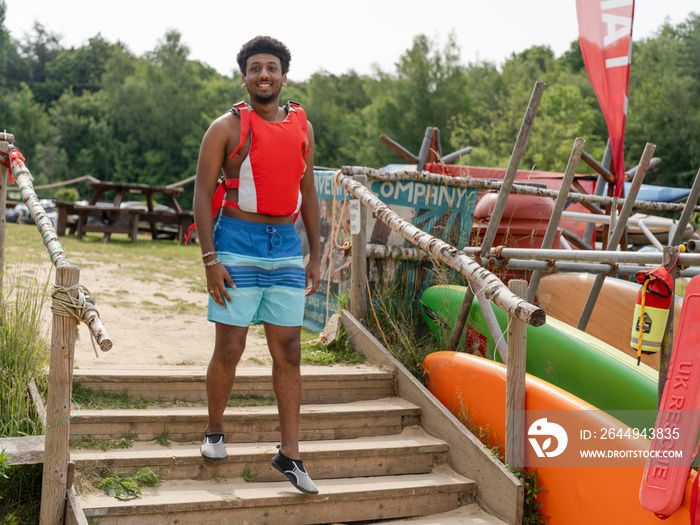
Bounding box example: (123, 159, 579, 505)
(202, 258, 220, 268)
(201, 251, 217, 259)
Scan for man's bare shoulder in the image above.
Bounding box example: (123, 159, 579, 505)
(208, 111, 240, 135)
(201, 111, 240, 154)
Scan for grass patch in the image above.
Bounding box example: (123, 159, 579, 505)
(72, 382, 276, 409)
(360, 276, 443, 379)
(0, 273, 50, 437)
(154, 430, 171, 447)
(72, 382, 150, 410)
(242, 464, 258, 483)
(0, 269, 50, 524)
(70, 434, 136, 451)
(301, 328, 363, 365)
(0, 464, 43, 525)
(86, 466, 161, 501)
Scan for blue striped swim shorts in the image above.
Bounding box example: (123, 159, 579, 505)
(207, 216, 305, 327)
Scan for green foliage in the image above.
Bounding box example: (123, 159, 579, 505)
(0, 464, 43, 524)
(0, 268, 49, 524)
(154, 430, 171, 447)
(507, 467, 548, 525)
(70, 434, 136, 452)
(55, 187, 79, 202)
(0, 273, 50, 437)
(361, 276, 443, 379)
(300, 327, 364, 365)
(242, 464, 258, 483)
(1, 12, 699, 203)
(96, 467, 160, 500)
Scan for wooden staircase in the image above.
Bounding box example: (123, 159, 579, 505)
(69, 364, 508, 524)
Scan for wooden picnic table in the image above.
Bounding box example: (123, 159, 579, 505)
(56, 181, 194, 244)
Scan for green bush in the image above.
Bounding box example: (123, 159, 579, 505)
(54, 188, 79, 202)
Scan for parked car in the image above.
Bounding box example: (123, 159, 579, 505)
(5, 204, 21, 223)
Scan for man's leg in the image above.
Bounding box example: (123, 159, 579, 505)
(205, 323, 249, 435)
(264, 322, 302, 459)
(265, 322, 318, 494)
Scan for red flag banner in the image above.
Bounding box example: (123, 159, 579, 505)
(576, 0, 635, 197)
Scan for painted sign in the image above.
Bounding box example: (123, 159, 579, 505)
(301, 170, 477, 332)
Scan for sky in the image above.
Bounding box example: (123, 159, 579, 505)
(4, 1, 699, 81)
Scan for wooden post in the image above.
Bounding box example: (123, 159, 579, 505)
(447, 81, 546, 349)
(41, 265, 80, 525)
(350, 174, 367, 321)
(526, 137, 585, 303)
(0, 133, 12, 291)
(506, 279, 527, 472)
(658, 246, 678, 404)
(578, 143, 656, 331)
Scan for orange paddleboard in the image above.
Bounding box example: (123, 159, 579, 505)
(424, 351, 695, 524)
(536, 273, 682, 370)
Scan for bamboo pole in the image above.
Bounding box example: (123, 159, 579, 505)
(447, 81, 546, 348)
(344, 166, 700, 214)
(670, 167, 700, 247)
(581, 149, 615, 185)
(335, 171, 545, 327)
(473, 282, 508, 361)
(577, 143, 656, 331)
(40, 265, 80, 525)
(583, 142, 613, 246)
(527, 138, 585, 303)
(4, 142, 112, 351)
(367, 243, 700, 274)
(350, 174, 367, 321)
(480, 81, 546, 258)
(446, 287, 475, 352)
(506, 279, 527, 472)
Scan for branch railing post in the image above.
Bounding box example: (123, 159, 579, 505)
(526, 137, 585, 303)
(506, 279, 528, 472)
(40, 265, 80, 525)
(343, 166, 700, 214)
(670, 167, 700, 247)
(446, 81, 546, 351)
(336, 169, 545, 327)
(577, 143, 656, 331)
(350, 174, 367, 321)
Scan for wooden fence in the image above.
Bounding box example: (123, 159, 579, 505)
(1, 131, 112, 524)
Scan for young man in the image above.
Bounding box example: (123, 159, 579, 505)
(192, 36, 320, 495)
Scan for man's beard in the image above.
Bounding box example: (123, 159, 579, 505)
(254, 89, 279, 104)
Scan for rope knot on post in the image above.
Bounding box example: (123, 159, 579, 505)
(51, 283, 104, 356)
(51, 283, 92, 321)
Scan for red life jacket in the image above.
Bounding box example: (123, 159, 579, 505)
(185, 101, 308, 244)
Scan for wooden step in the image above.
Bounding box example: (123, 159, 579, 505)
(72, 365, 396, 403)
(80, 471, 476, 525)
(71, 429, 448, 481)
(69, 398, 421, 442)
(375, 505, 507, 524)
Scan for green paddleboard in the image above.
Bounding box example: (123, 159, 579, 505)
(420, 285, 659, 430)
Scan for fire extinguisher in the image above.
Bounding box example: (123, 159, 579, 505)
(630, 266, 674, 361)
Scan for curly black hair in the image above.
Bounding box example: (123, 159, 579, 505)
(237, 36, 292, 76)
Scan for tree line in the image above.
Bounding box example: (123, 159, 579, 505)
(1, 0, 699, 208)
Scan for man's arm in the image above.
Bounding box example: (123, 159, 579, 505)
(299, 122, 320, 297)
(192, 115, 236, 306)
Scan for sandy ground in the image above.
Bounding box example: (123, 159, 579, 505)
(28, 259, 274, 369)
